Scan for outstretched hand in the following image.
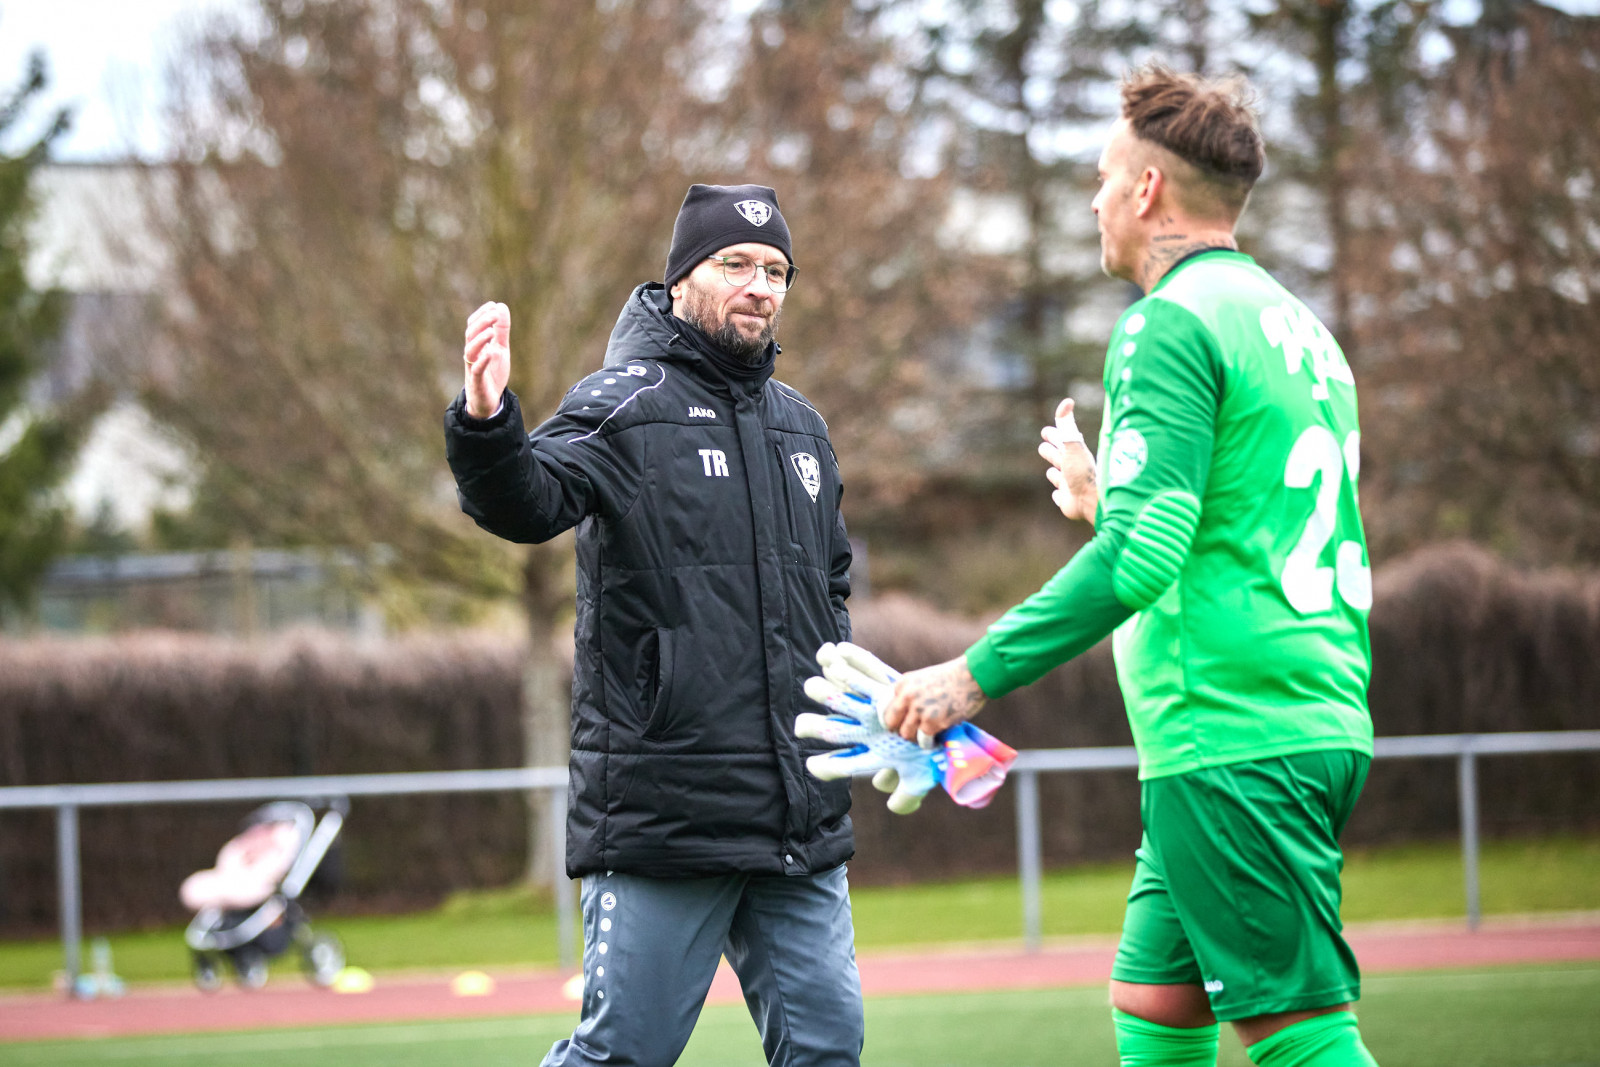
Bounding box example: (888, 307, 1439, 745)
(1039, 397, 1099, 525)
(464, 301, 511, 419)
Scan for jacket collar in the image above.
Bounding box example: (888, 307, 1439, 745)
(603, 284, 777, 393)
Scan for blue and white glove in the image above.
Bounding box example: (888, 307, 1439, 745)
(796, 642, 937, 815)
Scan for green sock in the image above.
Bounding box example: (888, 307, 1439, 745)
(1113, 1008, 1221, 1066)
(1246, 1011, 1379, 1067)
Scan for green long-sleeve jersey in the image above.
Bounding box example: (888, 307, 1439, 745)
(965, 250, 1373, 779)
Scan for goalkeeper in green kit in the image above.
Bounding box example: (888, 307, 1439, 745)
(883, 63, 1380, 1067)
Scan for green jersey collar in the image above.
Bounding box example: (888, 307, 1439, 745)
(1151, 247, 1252, 294)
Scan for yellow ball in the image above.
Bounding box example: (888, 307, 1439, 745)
(451, 970, 496, 997)
(330, 966, 375, 994)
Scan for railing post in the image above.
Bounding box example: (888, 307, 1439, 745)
(56, 803, 83, 994)
(548, 786, 577, 970)
(1458, 746, 1481, 931)
(1015, 769, 1042, 952)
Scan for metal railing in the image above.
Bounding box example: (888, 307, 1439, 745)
(1010, 730, 1600, 950)
(3, 730, 1598, 988)
(0, 768, 572, 990)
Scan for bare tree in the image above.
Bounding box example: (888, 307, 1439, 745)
(1353, 2, 1600, 565)
(896, 0, 1148, 432)
(697, 0, 984, 509)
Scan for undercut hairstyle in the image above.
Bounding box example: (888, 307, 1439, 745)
(1122, 63, 1265, 221)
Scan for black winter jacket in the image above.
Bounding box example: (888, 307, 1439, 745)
(444, 284, 854, 879)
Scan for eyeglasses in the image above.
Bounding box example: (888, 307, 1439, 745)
(705, 255, 797, 293)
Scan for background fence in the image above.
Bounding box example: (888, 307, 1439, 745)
(1010, 731, 1600, 950)
(6, 728, 1598, 992)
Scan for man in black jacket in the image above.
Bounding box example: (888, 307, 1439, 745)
(445, 184, 862, 1066)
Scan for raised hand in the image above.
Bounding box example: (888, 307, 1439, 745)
(1038, 397, 1099, 525)
(463, 301, 511, 419)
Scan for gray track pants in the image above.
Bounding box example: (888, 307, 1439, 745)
(540, 864, 864, 1067)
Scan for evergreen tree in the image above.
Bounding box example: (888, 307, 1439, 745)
(0, 54, 74, 614)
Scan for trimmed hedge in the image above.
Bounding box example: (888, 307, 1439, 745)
(1, 542, 1596, 934)
(0, 633, 526, 933)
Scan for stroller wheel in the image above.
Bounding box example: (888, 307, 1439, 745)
(301, 931, 346, 988)
(192, 952, 224, 993)
(233, 949, 270, 990)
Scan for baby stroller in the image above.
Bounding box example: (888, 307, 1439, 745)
(181, 799, 347, 991)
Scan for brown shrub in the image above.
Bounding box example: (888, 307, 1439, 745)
(1353, 543, 1600, 844)
(0, 630, 525, 933)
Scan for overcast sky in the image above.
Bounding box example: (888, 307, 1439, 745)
(0, 0, 244, 160)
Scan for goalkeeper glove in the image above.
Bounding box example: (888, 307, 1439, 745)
(798, 642, 936, 814)
(796, 642, 1018, 814)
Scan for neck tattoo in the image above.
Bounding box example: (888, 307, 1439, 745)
(1138, 237, 1236, 292)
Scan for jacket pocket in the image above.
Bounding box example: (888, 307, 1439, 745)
(641, 627, 678, 739)
(774, 443, 810, 566)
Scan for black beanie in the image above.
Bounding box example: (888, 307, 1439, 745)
(664, 184, 793, 288)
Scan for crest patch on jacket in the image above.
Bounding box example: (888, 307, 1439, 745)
(790, 452, 821, 502)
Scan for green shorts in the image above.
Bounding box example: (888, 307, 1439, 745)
(1110, 748, 1370, 1021)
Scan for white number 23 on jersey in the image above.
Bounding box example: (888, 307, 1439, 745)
(1281, 426, 1372, 613)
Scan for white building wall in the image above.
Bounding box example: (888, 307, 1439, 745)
(26, 163, 194, 532)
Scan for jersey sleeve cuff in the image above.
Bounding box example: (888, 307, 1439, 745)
(965, 639, 1019, 701)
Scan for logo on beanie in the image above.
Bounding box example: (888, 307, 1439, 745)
(735, 200, 773, 226)
(790, 452, 821, 502)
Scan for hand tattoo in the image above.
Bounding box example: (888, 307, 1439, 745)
(1065, 448, 1097, 499)
(899, 659, 987, 738)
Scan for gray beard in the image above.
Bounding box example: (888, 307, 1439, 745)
(703, 316, 777, 363)
(680, 286, 780, 364)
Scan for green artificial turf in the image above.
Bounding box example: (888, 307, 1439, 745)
(5, 964, 1598, 1065)
(2, 835, 1597, 991)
